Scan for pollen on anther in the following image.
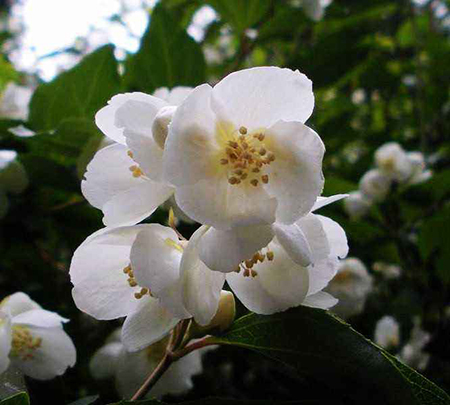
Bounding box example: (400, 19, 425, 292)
(261, 175, 269, 184)
(228, 177, 239, 185)
(267, 251, 274, 261)
(220, 158, 229, 165)
(250, 179, 259, 187)
(239, 126, 247, 135)
(259, 148, 266, 156)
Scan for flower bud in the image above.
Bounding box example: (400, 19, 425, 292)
(343, 191, 371, 219)
(152, 105, 177, 150)
(190, 290, 235, 338)
(359, 169, 391, 202)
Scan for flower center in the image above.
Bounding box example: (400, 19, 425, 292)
(11, 326, 42, 361)
(123, 264, 151, 299)
(234, 247, 275, 278)
(219, 126, 275, 187)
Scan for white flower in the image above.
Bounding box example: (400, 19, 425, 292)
(187, 196, 349, 315)
(0, 292, 76, 380)
(70, 225, 184, 351)
(90, 329, 209, 399)
(70, 223, 226, 350)
(164, 67, 324, 231)
(374, 142, 413, 182)
(398, 318, 430, 371)
(374, 316, 400, 350)
(359, 169, 391, 202)
(325, 257, 373, 319)
(0, 82, 33, 121)
(82, 87, 193, 227)
(406, 151, 432, 185)
(343, 191, 372, 219)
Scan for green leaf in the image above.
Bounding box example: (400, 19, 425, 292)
(0, 393, 30, 405)
(206, 0, 271, 34)
(124, 4, 206, 94)
(26, 118, 102, 169)
(28, 45, 121, 131)
(206, 307, 450, 405)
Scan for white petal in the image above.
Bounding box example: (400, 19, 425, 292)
(121, 297, 179, 352)
(13, 326, 76, 380)
(131, 225, 182, 294)
(198, 225, 274, 273)
(124, 129, 165, 182)
(0, 292, 41, 317)
(308, 257, 340, 295)
(315, 215, 348, 259)
(273, 222, 312, 266)
(70, 226, 147, 320)
(312, 194, 348, 212)
(82, 143, 173, 227)
(81, 143, 145, 210)
(303, 291, 338, 309)
(174, 177, 277, 230)
(89, 341, 123, 380)
(0, 311, 12, 374)
(264, 120, 325, 224)
(102, 180, 174, 227)
(95, 92, 167, 144)
(130, 225, 191, 319)
(12, 309, 68, 329)
(359, 169, 391, 202)
(180, 226, 226, 325)
(296, 213, 330, 262)
(227, 240, 310, 314)
(163, 83, 217, 187)
(165, 86, 194, 105)
(211, 67, 314, 130)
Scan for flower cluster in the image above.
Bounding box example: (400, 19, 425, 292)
(0, 292, 76, 380)
(344, 142, 432, 219)
(70, 67, 349, 393)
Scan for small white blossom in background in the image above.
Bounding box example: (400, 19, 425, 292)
(292, 0, 333, 21)
(325, 257, 373, 320)
(0, 82, 33, 121)
(405, 151, 432, 185)
(90, 329, 211, 399)
(372, 262, 402, 280)
(398, 317, 431, 371)
(359, 169, 391, 202)
(374, 315, 400, 350)
(343, 191, 372, 220)
(0, 150, 28, 219)
(375, 142, 413, 182)
(0, 292, 76, 380)
(344, 142, 432, 220)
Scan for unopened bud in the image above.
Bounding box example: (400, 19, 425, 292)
(190, 291, 236, 338)
(152, 106, 177, 150)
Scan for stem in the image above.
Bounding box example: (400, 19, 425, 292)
(171, 337, 216, 360)
(130, 353, 174, 401)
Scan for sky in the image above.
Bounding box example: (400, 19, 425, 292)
(6, 0, 217, 81)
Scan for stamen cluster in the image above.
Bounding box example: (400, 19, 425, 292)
(220, 127, 275, 187)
